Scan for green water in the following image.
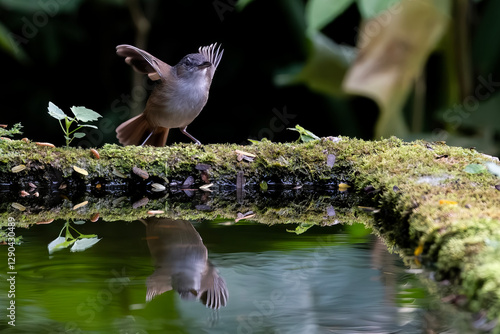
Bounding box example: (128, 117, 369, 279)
(1, 219, 446, 333)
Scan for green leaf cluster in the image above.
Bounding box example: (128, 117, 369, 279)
(48, 221, 100, 254)
(47, 102, 102, 147)
(0, 122, 22, 138)
(0, 228, 22, 245)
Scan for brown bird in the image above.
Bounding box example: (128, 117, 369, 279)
(115, 43, 223, 146)
(142, 217, 228, 309)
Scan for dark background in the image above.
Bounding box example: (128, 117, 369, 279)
(0, 0, 498, 154)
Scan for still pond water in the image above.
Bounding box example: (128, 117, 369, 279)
(1, 218, 462, 333)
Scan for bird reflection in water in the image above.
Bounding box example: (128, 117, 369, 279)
(142, 218, 228, 309)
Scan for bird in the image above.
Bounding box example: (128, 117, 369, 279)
(115, 43, 223, 146)
(142, 217, 228, 309)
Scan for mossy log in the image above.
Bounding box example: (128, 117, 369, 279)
(1, 137, 500, 329)
(0, 138, 357, 226)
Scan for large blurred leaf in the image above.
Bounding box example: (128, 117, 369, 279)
(236, 0, 254, 11)
(0, 0, 84, 13)
(461, 93, 500, 132)
(356, 0, 402, 19)
(305, 0, 354, 33)
(275, 33, 353, 97)
(96, 0, 127, 5)
(472, 0, 500, 75)
(0, 21, 28, 62)
(342, 0, 450, 138)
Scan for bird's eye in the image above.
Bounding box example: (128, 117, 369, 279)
(184, 57, 192, 66)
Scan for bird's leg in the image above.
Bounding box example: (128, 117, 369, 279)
(180, 126, 201, 145)
(141, 128, 155, 146)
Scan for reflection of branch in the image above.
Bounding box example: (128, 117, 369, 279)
(127, 0, 153, 115)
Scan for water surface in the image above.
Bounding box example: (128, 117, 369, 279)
(1, 219, 441, 333)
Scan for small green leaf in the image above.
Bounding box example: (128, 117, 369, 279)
(301, 134, 318, 143)
(73, 132, 86, 139)
(47, 236, 66, 254)
(0, 21, 29, 63)
(78, 124, 98, 129)
(286, 223, 315, 235)
(260, 181, 268, 191)
(70, 106, 102, 122)
(464, 163, 487, 174)
(288, 124, 320, 143)
(48, 102, 67, 120)
(248, 138, 271, 144)
(79, 234, 98, 239)
(70, 237, 101, 252)
(65, 117, 73, 128)
(48, 237, 76, 254)
(59, 240, 77, 248)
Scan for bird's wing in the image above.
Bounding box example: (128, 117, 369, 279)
(116, 44, 171, 81)
(198, 43, 224, 80)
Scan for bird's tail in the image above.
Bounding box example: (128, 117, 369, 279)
(116, 114, 169, 147)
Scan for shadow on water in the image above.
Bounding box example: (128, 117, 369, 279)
(0, 216, 475, 334)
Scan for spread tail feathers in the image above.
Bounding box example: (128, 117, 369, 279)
(116, 114, 169, 147)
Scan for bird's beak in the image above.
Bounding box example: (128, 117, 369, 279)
(198, 61, 212, 69)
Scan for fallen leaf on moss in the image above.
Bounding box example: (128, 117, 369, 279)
(439, 199, 458, 205)
(414, 243, 424, 256)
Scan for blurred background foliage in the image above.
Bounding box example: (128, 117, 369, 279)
(0, 0, 498, 155)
